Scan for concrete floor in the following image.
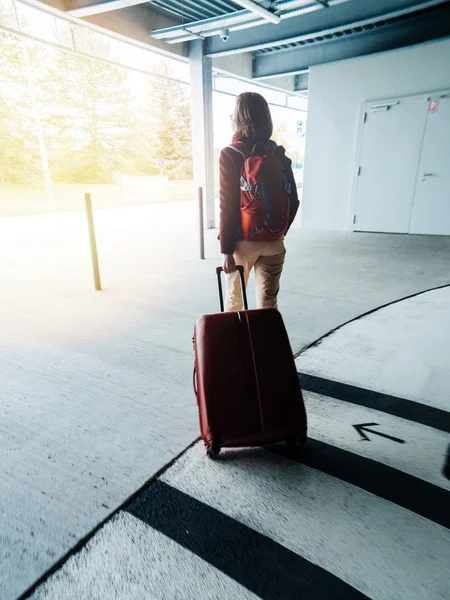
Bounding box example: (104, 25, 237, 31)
(29, 443, 450, 600)
(27, 287, 450, 600)
(1, 204, 450, 599)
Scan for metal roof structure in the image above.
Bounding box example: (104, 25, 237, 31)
(37, 0, 450, 92)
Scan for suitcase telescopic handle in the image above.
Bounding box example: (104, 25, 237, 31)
(216, 265, 248, 312)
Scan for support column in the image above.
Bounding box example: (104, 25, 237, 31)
(189, 39, 215, 229)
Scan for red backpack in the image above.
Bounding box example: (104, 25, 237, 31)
(228, 140, 291, 242)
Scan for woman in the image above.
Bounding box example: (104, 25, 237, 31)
(219, 92, 299, 311)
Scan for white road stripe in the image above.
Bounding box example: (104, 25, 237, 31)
(296, 287, 450, 412)
(304, 391, 450, 490)
(30, 511, 259, 600)
(162, 443, 450, 600)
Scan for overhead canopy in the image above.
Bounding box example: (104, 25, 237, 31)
(37, 0, 450, 92)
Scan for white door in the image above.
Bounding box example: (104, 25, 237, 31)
(353, 97, 427, 233)
(410, 95, 450, 235)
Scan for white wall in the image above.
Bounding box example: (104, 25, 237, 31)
(302, 37, 450, 230)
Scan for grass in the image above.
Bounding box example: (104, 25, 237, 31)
(0, 180, 195, 218)
(0, 174, 302, 218)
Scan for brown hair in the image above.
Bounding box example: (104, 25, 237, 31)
(233, 92, 273, 140)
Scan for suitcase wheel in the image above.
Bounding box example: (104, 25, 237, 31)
(286, 437, 298, 455)
(207, 444, 221, 459)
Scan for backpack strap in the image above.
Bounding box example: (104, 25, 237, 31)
(227, 143, 254, 194)
(227, 141, 249, 160)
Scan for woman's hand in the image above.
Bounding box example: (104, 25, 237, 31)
(223, 254, 236, 274)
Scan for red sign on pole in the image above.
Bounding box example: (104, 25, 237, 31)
(429, 99, 440, 113)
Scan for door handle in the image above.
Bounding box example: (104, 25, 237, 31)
(421, 173, 434, 182)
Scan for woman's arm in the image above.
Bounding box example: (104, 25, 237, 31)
(219, 149, 241, 256)
(283, 154, 300, 232)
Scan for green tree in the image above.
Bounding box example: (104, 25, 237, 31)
(34, 32, 136, 184)
(0, 21, 43, 186)
(0, 0, 18, 28)
(0, 13, 193, 190)
(144, 63, 192, 180)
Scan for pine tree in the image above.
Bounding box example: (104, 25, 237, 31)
(0, 28, 42, 185)
(34, 31, 136, 184)
(144, 63, 192, 180)
(0, 16, 193, 188)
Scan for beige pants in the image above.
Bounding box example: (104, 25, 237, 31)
(226, 239, 286, 311)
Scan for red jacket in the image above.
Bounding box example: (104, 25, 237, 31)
(219, 132, 300, 255)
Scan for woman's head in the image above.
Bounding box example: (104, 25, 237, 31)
(233, 92, 273, 140)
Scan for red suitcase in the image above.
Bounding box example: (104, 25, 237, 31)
(193, 266, 307, 458)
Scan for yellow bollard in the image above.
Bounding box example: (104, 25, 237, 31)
(84, 193, 102, 291)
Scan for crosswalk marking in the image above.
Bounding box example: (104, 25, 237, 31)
(162, 443, 450, 600)
(30, 511, 260, 600)
(299, 373, 450, 432)
(271, 438, 449, 529)
(126, 481, 369, 600)
(23, 288, 450, 600)
(25, 435, 450, 600)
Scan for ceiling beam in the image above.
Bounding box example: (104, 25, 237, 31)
(212, 56, 302, 94)
(69, 0, 149, 18)
(232, 0, 281, 25)
(253, 2, 450, 78)
(24, 0, 68, 9)
(77, 3, 187, 57)
(206, 0, 449, 56)
(259, 74, 297, 93)
(294, 72, 309, 91)
(151, 0, 347, 43)
(30, 0, 186, 57)
(212, 53, 253, 80)
(152, 11, 257, 43)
